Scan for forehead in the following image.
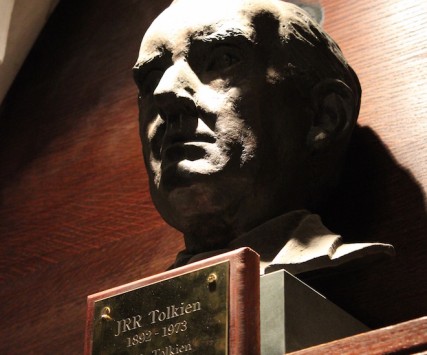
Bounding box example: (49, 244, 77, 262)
(136, 0, 276, 65)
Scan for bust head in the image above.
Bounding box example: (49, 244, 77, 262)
(134, 0, 361, 254)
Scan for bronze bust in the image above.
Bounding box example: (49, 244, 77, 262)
(133, 0, 394, 274)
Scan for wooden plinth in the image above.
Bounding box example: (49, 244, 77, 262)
(85, 247, 260, 355)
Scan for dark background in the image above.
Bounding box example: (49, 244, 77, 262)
(0, 0, 426, 353)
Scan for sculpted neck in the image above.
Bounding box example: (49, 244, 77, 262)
(180, 197, 307, 254)
(182, 214, 237, 254)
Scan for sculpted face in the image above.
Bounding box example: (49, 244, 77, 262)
(134, 0, 358, 252)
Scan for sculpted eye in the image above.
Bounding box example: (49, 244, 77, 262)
(139, 69, 164, 97)
(206, 46, 241, 72)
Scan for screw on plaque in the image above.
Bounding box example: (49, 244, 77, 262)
(101, 306, 113, 321)
(207, 273, 217, 292)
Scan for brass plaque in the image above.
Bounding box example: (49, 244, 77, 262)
(91, 262, 229, 355)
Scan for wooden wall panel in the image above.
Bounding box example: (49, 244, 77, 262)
(0, 1, 177, 353)
(0, 0, 425, 353)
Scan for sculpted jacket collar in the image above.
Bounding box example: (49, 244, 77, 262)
(173, 210, 395, 275)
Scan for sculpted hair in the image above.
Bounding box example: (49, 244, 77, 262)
(276, 3, 361, 122)
(258, 1, 362, 206)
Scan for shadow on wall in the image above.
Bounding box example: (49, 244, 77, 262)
(323, 124, 426, 245)
(308, 124, 427, 328)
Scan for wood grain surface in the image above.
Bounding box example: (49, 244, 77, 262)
(0, 0, 426, 353)
(289, 316, 427, 355)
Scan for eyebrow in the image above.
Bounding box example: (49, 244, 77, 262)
(133, 47, 170, 86)
(132, 28, 252, 82)
(133, 56, 160, 73)
(133, 46, 166, 71)
(193, 28, 250, 42)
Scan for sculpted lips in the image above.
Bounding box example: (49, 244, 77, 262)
(160, 114, 216, 166)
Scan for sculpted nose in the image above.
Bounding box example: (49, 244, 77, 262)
(153, 61, 198, 111)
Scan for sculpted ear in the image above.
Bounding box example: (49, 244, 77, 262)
(307, 79, 357, 150)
